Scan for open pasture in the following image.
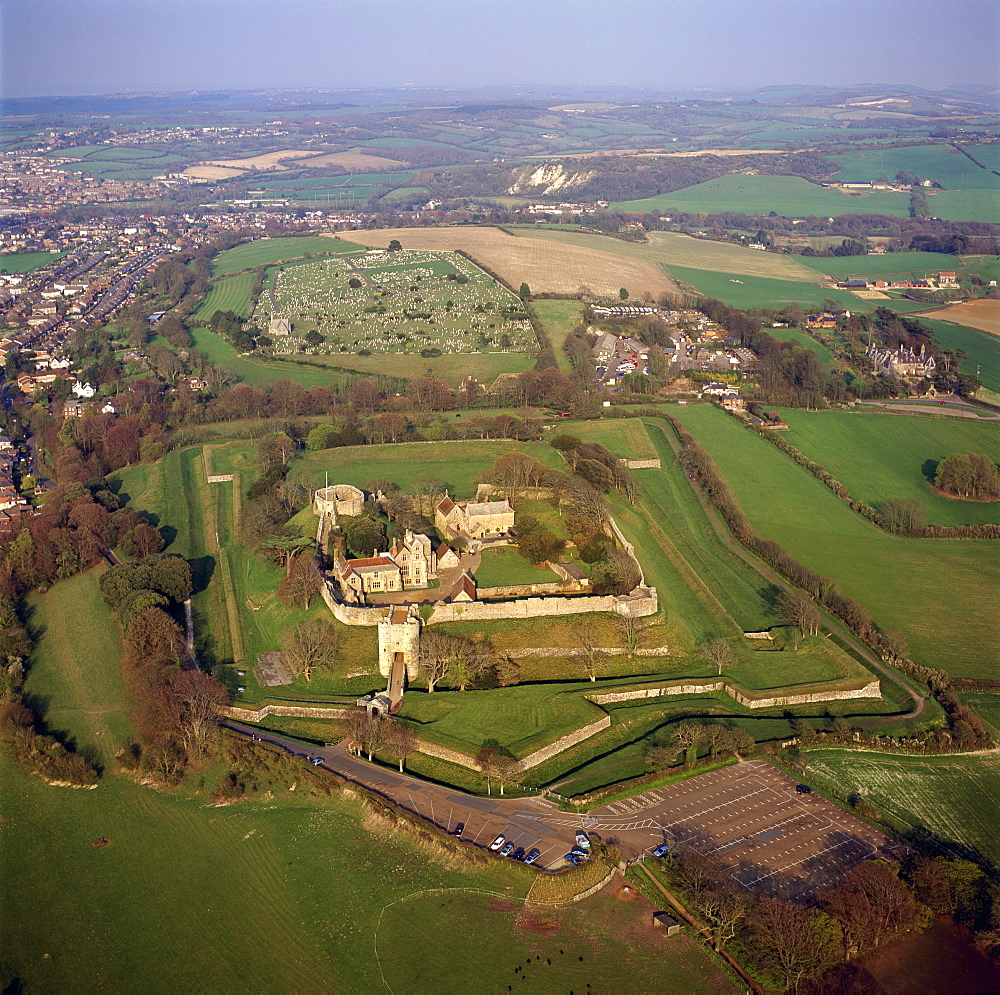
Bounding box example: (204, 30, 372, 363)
(795, 251, 982, 280)
(610, 174, 911, 219)
(777, 408, 1000, 527)
(671, 404, 1000, 679)
(666, 264, 858, 311)
(805, 750, 1000, 867)
(336, 226, 680, 300)
(210, 236, 363, 277)
(905, 315, 1000, 392)
(531, 297, 585, 372)
(291, 348, 535, 385)
(258, 249, 536, 362)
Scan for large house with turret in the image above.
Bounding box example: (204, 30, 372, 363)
(868, 343, 936, 378)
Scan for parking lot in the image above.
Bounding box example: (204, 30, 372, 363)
(229, 726, 905, 896)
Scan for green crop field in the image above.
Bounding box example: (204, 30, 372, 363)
(671, 404, 1000, 679)
(666, 264, 859, 311)
(795, 251, 981, 280)
(777, 408, 1000, 527)
(805, 750, 1000, 867)
(912, 317, 1000, 393)
(831, 145, 1000, 190)
(210, 236, 363, 277)
(611, 174, 912, 218)
(192, 272, 257, 321)
(0, 250, 68, 273)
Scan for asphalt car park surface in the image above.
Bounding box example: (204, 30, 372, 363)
(224, 725, 904, 894)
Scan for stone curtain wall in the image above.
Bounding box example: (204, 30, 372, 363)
(621, 458, 662, 469)
(320, 582, 385, 625)
(589, 678, 882, 710)
(506, 645, 670, 658)
(520, 715, 612, 769)
(477, 581, 583, 599)
(206, 474, 234, 483)
(427, 589, 657, 625)
(221, 703, 355, 722)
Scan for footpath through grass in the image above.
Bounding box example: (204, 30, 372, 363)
(778, 407, 1000, 527)
(671, 404, 1000, 679)
(804, 749, 1000, 868)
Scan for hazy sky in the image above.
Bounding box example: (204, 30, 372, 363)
(2, 0, 998, 98)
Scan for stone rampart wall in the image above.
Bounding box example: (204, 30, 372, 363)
(221, 703, 355, 722)
(416, 740, 479, 770)
(320, 583, 385, 625)
(506, 645, 670, 658)
(744, 631, 773, 640)
(427, 589, 657, 624)
(206, 474, 234, 483)
(477, 581, 580, 599)
(520, 715, 612, 769)
(621, 458, 661, 469)
(588, 678, 881, 710)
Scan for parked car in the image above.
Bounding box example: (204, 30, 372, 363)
(563, 852, 582, 864)
(652, 843, 671, 858)
(524, 849, 541, 865)
(452, 823, 465, 837)
(310, 757, 323, 766)
(570, 846, 589, 858)
(795, 784, 812, 794)
(575, 833, 591, 849)
(512, 847, 525, 861)
(489, 835, 505, 851)
(500, 842, 515, 857)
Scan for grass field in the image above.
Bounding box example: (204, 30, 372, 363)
(611, 174, 912, 219)
(189, 326, 351, 389)
(1, 749, 734, 993)
(192, 272, 257, 321)
(910, 316, 1000, 393)
(475, 547, 557, 588)
(295, 348, 535, 385)
(531, 298, 585, 373)
(766, 326, 839, 369)
(25, 568, 131, 768)
(210, 237, 363, 277)
(0, 250, 67, 273)
(777, 408, 1000, 527)
(666, 264, 859, 311)
(805, 750, 1000, 867)
(337, 227, 680, 300)
(670, 404, 1000, 678)
(795, 251, 985, 280)
(557, 417, 659, 459)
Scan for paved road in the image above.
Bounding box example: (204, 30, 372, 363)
(222, 723, 901, 898)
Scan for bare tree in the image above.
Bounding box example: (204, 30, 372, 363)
(493, 753, 525, 795)
(729, 728, 756, 756)
(616, 613, 648, 657)
(384, 719, 416, 772)
(672, 722, 705, 760)
(173, 671, 228, 760)
(645, 744, 675, 770)
(747, 895, 839, 990)
(419, 630, 456, 692)
(775, 588, 821, 637)
(700, 637, 734, 676)
(281, 618, 341, 682)
(576, 622, 604, 682)
(277, 556, 322, 610)
(476, 746, 498, 795)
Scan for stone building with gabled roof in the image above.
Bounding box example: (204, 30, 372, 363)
(388, 529, 435, 589)
(333, 550, 402, 600)
(435, 492, 514, 542)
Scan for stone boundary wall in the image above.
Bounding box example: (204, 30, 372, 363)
(520, 715, 612, 769)
(321, 582, 386, 625)
(416, 740, 479, 770)
(206, 473, 234, 483)
(427, 588, 657, 624)
(744, 631, 774, 640)
(220, 703, 355, 722)
(588, 678, 881, 710)
(621, 458, 661, 469)
(477, 581, 582, 599)
(605, 514, 646, 587)
(507, 645, 670, 658)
